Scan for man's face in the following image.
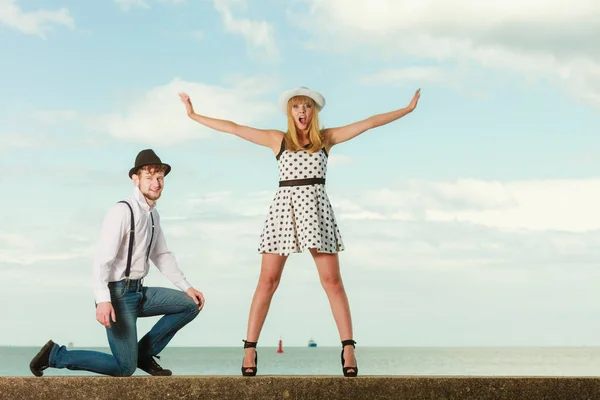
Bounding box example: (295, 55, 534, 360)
(133, 167, 165, 203)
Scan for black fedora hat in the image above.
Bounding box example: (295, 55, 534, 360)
(128, 149, 172, 178)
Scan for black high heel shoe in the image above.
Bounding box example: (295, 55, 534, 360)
(241, 340, 258, 377)
(341, 339, 358, 377)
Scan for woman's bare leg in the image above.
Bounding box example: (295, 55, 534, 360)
(310, 249, 356, 372)
(242, 252, 288, 372)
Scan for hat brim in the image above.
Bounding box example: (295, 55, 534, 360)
(129, 163, 171, 178)
(278, 88, 326, 115)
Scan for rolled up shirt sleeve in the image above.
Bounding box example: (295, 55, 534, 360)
(150, 216, 192, 292)
(92, 204, 129, 304)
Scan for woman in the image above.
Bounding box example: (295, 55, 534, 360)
(179, 86, 420, 377)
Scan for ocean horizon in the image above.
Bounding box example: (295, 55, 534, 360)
(4, 346, 600, 377)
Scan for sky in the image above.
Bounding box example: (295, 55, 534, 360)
(1, 0, 600, 349)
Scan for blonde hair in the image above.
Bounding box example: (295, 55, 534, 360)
(284, 95, 326, 153)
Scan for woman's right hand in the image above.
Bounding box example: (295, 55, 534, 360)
(178, 92, 194, 116)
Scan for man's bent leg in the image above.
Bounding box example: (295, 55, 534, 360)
(48, 282, 141, 376)
(105, 285, 142, 376)
(138, 286, 200, 357)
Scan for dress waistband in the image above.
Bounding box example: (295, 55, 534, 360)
(279, 178, 325, 187)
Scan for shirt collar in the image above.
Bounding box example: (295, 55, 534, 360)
(133, 186, 155, 212)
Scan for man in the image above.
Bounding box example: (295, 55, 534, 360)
(30, 149, 205, 377)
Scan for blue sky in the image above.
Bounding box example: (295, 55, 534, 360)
(1, 0, 600, 349)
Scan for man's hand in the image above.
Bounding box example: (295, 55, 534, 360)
(186, 288, 205, 311)
(96, 302, 116, 328)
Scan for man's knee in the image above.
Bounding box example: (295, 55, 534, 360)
(116, 364, 137, 377)
(111, 348, 138, 377)
(186, 296, 201, 319)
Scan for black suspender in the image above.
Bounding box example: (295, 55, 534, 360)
(118, 201, 135, 283)
(146, 212, 155, 263)
(117, 200, 155, 285)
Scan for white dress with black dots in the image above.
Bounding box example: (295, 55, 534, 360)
(258, 139, 345, 255)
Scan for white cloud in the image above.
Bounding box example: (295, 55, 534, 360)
(97, 76, 279, 145)
(0, 249, 91, 265)
(169, 178, 600, 271)
(344, 178, 600, 232)
(296, 0, 600, 109)
(0, 231, 93, 266)
(184, 190, 273, 218)
(299, 0, 600, 54)
(0, 111, 105, 151)
(327, 153, 354, 167)
(168, 177, 600, 238)
(360, 66, 490, 99)
(361, 67, 447, 86)
(0, 132, 44, 151)
(0, 0, 75, 38)
(333, 198, 387, 220)
(0, 233, 31, 249)
(213, 0, 278, 60)
(570, 152, 600, 164)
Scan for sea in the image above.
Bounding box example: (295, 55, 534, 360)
(2, 346, 600, 376)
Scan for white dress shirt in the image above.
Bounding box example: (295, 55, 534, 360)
(92, 186, 192, 303)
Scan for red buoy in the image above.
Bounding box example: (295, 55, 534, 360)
(277, 338, 284, 353)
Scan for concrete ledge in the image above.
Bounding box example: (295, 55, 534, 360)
(2, 376, 600, 400)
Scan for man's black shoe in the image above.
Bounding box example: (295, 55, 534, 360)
(138, 355, 172, 376)
(30, 340, 55, 377)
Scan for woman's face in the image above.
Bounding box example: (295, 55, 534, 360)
(290, 97, 314, 132)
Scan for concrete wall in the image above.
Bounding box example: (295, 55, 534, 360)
(2, 376, 600, 400)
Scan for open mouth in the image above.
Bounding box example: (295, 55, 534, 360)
(298, 116, 307, 124)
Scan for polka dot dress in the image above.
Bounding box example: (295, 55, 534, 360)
(258, 139, 345, 255)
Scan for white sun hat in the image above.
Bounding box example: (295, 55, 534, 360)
(278, 86, 326, 115)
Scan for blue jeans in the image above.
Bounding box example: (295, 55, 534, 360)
(48, 279, 200, 376)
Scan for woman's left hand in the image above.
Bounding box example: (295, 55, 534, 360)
(407, 89, 421, 112)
